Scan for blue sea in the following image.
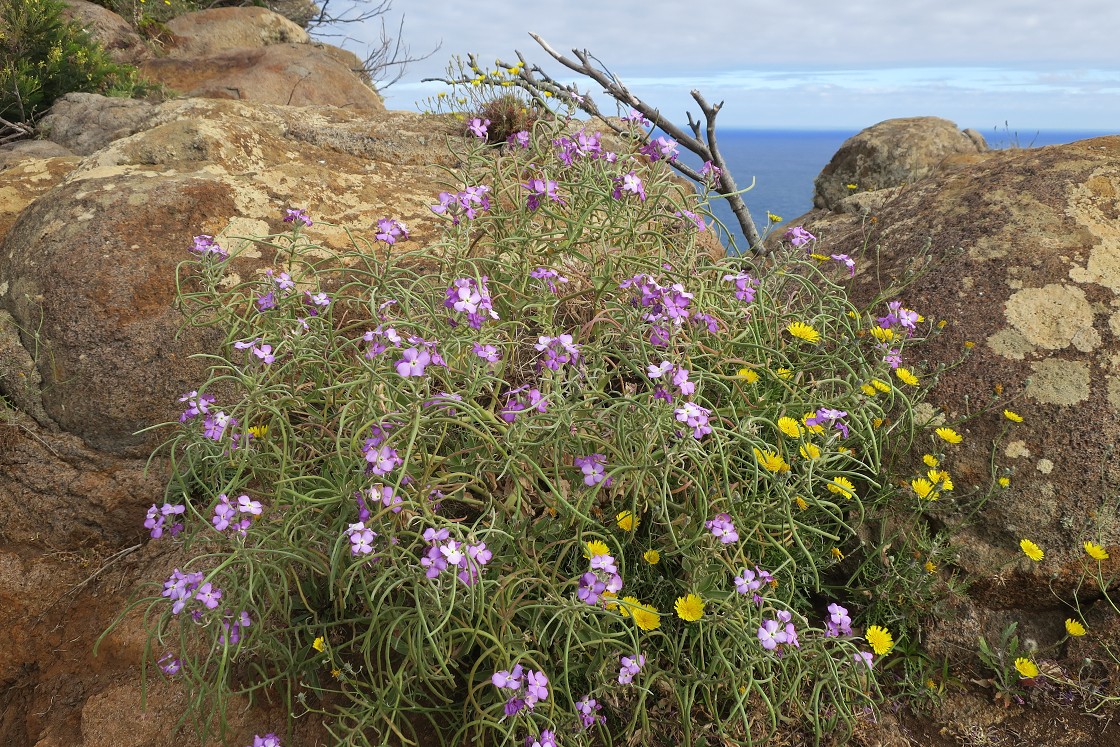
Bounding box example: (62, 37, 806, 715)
(687, 128, 1114, 251)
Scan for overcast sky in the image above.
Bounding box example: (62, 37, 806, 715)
(324, 0, 1120, 131)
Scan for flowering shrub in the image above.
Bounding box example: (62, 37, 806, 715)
(123, 90, 964, 746)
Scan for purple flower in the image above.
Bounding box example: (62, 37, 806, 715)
(575, 695, 605, 729)
(375, 218, 410, 245)
(700, 160, 722, 187)
(881, 346, 902, 369)
(530, 267, 569, 294)
(674, 402, 712, 439)
(195, 582, 222, 609)
(473, 343, 501, 363)
(364, 442, 402, 476)
(507, 130, 530, 149)
(758, 619, 782, 650)
(853, 651, 875, 670)
(251, 735, 282, 747)
(640, 136, 678, 162)
(534, 334, 580, 371)
(395, 347, 431, 377)
(256, 291, 276, 311)
(612, 171, 647, 201)
(831, 253, 856, 277)
(219, 609, 252, 645)
(444, 277, 498, 328)
(675, 209, 707, 231)
(492, 664, 524, 690)
(524, 670, 549, 705)
(372, 484, 402, 513)
(270, 270, 295, 292)
(623, 109, 651, 127)
(158, 652, 181, 676)
(503, 698, 526, 717)
(693, 311, 719, 333)
(825, 603, 853, 637)
(577, 571, 606, 605)
(784, 226, 816, 247)
(805, 407, 850, 439)
(178, 390, 215, 422)
(145, 503, 185, 539)
(574, 454, 609, 487)
(706, 513, 739, 544)
(237, 494, 262, 515)
(347, 521, 377, 555)
(212, 494, 237, 531)
(283, 208, 312, 226)
(618, 653, 645, 684)
(190, 234, 228, 259)
(722, 272, 758, 303)
(523, 178, 566, 211)
(252, 344, 275, 365)
(203, 411, 236, 441)
(306, 291, 330, 310)
(468, 117, 490, 139)
(527, 730, 557, 747)
(734, 566, 772, 597)
(430, 185, 491, 225)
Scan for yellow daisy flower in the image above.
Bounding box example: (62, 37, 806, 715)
(935, 427, 962, 444)
(924, 560, 937, 574)
(786, 321, 821, 344)
(1020, 538, 1044, 562)
(870, 326, 895, 343)
(675, 594, 705, 622)
(630, 600, 661, 631)
(895, 368, 919, 386)
(616, 511, 639, 532)
(248, 424, 269, 439)
(643, 549, 661, 565)
(799, 443, 821, 460)
(775, 368, 794, 380)
(312, 636, 326, 652)
(754, 447, 791, 473)
(865, 625, 894, 655)
(736, 368, 760, 383)
(1065, 619, 1087, 637)
(795, 496, 809, 511)
(777, 416, 803, 438)
(584, 540, 610, 558)
(827, 476, 856, 500)
(922, 454, 940, 468)
(767, 212, 783, 223)
(871, 379, 891, 393)
(911, 477, 938, 501)
(1003, 409, 1023, 423)
(998, 476, 1011, 488)
(831, 547, 845, 561)
(1014, 658, 1039, 679)
(861, 384, 877, 396)
(1084, 541, 1109, 561)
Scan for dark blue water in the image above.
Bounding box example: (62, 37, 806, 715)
(683, 128, 1113, 252)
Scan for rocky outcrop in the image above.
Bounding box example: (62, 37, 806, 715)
(139, 43, 384, 109)
(812, 116, 989, 211)
(163, 6, 310, 57)
(61, 0, 150, 65)
(1, 94, 455, 456)
(789, 137, 1120, 613)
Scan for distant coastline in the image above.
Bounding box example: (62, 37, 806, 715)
(692, 127, 1116, 247)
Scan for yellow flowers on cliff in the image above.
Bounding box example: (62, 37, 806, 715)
(936, 427, 963, 444)
(786, 321, 821, 344)
(1020, 539, 1044, 562)
(1014, 658, 1039, 679)
(755, 448, 790, 473)
(1084, 541, 1109, 561)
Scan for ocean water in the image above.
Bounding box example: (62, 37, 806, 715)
(687, 128, 1114, 251)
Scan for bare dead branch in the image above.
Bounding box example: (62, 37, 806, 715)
(519, 34, 762, 251)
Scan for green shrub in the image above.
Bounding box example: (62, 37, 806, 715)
(0, 0, 149, 124)
(117, 90, 964, 747)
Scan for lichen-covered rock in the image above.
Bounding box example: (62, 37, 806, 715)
(139, 43, 384, 110)
(163, 6, 310, 58)
(37, 93, 158, 156)
(813, 116, 988, 211)
(790, 136, 1120, 610)
(0, 96, 456, 455)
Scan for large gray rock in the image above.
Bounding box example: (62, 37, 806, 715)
(37, 92, 157, 156)
(813, 116, 988, 211)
